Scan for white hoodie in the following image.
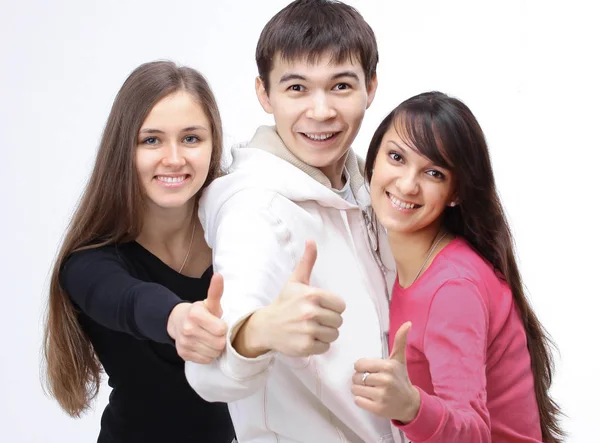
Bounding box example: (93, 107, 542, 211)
(186, 126, 406, 443)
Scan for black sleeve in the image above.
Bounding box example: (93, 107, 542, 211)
(60, 247, 183, 344)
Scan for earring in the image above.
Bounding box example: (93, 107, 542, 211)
(449, 201, 458, 207)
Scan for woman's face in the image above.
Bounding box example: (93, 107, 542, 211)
(369, 125, 456, 236)
(135, 90, 212, 211)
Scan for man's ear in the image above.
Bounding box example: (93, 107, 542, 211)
(366, 73, 378, 109)
(255, 76, 274, 114)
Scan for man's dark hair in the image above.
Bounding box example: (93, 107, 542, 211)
(256, 0, 378, 91)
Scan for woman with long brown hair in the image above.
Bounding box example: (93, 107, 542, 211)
(43, 61, 235, 442)
(351, 91, 563, 442)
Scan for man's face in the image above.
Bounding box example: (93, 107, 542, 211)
(256, 52, 377, 175)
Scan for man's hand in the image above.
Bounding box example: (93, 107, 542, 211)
(233, 240, 346, 358)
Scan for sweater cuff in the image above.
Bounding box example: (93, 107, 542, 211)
(219, 310, 275, 380)
(392, 386, 446, 441)
(135, 286, 183, 344)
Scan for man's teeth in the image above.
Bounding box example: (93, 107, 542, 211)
(389, 193, 417, 209)
(157, 176, 186, 183)
(304, 132, 335, 141)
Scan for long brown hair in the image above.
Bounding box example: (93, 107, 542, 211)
(365, 91, 564, 442)
(42, 61, 223, 417)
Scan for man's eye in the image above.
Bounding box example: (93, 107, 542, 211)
(334, 83, 350, 91)
(289, 85, 305, 92)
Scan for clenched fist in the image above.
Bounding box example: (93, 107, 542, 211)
(233, 240, 346, 358)
(167, 273, 228, 364)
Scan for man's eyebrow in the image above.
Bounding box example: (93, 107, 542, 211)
(279, 71, 361, 84)
(279, 73, 307, 83)
(331, 71, 360, 82)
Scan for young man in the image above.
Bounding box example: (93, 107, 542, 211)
(186, 1, 403, 441)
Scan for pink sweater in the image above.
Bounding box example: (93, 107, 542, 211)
(389, 238, 543, 442)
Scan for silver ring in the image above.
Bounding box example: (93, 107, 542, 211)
(361, 371, 370, 386)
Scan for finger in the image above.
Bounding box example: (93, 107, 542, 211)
(202, 316, 228, 337)
(352, 371, 367, 386)
(184, 341, 223, 359)
(309, 339, 330, 356)
(389, 321, 412, 364)
(314, 308, 343, 329)
(290, 240, 317, 285)
(313, 325, 339, 344)
(176, 342, 222, 363)
(179, 352, 213, 364)
(204, 273, 224, 317)
(353, 396, 383, 416)
(315, 291, 346, 314)
(188, 328, 227, 352)
(354, 358, 393, 374)
(179, 349, 218, 364)
(187, 306, 228, 336)
(351, 371, 392, 387)
(350, 384, 380, 401)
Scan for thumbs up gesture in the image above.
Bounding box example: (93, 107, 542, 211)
(245, 240, 346, 357)
(167, 273, 228, 364)
(351, 322, 421, 424)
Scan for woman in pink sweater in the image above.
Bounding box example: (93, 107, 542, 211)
(351, 92, 563, 442)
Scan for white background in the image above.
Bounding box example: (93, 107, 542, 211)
(1, 0, 598, 441)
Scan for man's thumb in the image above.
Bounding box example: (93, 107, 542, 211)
(204, 273, 224, 317)
(389, 322, 412, 364)
(290, 240, 318, 285)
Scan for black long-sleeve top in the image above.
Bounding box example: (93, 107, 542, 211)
(61, 241, 235, 443)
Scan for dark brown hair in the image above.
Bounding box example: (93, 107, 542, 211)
(256, 0, 378, 91)
(365, 91, 564, 442)
(42, 61, 223, 417)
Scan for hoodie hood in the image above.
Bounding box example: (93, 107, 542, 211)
(251, 126, 366, 197)
(200, 126, 371, 228)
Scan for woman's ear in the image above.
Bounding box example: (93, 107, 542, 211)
(447, 193, 460, 207)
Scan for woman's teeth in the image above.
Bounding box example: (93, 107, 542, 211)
(388, 193, 417, 209)
(156, 176, 186, 183)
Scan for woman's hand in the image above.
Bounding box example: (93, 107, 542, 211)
(351, 322, 421, 424)
(167, 273, 228, 364)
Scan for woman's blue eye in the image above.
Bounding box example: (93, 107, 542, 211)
(144, 137, 159, 145)
(184, 136, 199, 143)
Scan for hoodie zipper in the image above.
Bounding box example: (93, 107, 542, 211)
(340, 208, 389, 359)
(361, 208, 391, 358)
